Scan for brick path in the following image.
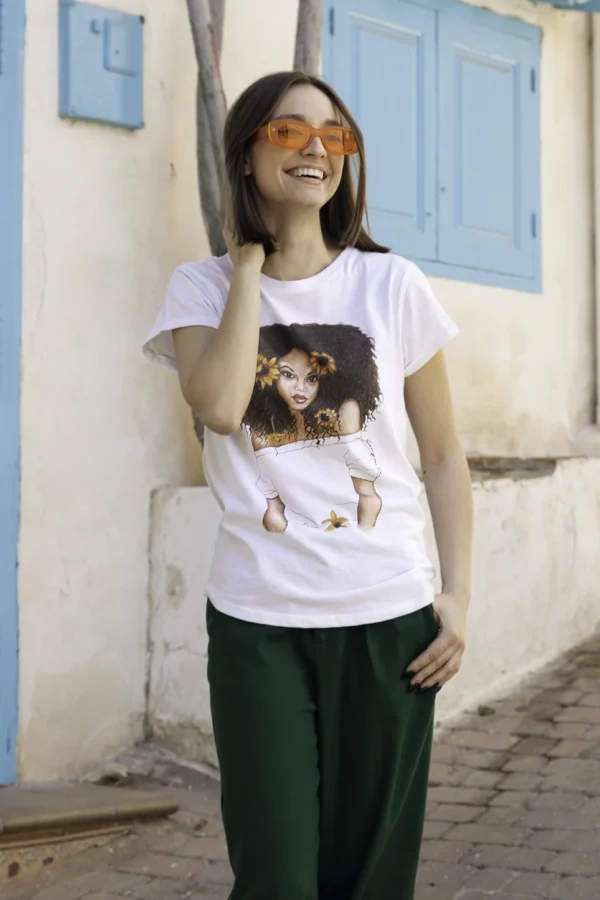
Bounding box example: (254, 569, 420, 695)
(3, 634, 600, 900)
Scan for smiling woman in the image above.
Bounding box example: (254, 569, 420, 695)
(143, 69, 472, 900)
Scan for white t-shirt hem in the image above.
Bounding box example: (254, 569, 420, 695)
(206, 590, 435, 629)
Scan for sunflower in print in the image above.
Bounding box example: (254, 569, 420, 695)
(310, 350, 337, 377)
(256, 354, 280, 389)
(322, 511, 349, 532)
(314, 409, 339, 435)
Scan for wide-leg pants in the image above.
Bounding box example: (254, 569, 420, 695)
(206, 600, 438, 900)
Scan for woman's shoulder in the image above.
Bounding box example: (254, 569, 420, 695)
(171, 253, 233, 296)
(344, 247, 423, 285)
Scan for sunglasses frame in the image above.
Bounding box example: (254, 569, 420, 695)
(257, 119, 359, 156)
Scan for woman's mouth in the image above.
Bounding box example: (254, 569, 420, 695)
(292, 394, 308, 405)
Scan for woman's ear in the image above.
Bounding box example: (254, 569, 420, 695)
(244, 158, 252, 176)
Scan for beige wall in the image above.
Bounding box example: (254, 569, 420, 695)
(17, 0, 597, 779)
(17, 0, 299, 780)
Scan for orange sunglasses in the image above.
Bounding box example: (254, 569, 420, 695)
(257, 119, 358, 156)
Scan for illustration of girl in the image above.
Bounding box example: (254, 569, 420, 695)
(242, 323, 383, 533)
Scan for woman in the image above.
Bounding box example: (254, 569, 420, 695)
(144, 70, 473, 900)
(246, 322, 383, 532)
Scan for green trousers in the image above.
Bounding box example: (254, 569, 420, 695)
(207, 600, 438, 900)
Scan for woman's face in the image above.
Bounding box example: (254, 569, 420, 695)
(247, 84, 345, 212)
(277, 348, 320, 411)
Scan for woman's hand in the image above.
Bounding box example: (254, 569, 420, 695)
(405, 593, 467, 691)
(223, 220, 265, 270)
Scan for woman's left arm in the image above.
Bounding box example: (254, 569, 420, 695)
(404, 350, 473, 690)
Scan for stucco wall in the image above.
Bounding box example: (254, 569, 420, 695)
(17, 0, 299, 780)
(147, 460, 600, 763)
(17, 0, 596, 780)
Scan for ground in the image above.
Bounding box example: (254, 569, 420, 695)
(2, 635, 600, 900)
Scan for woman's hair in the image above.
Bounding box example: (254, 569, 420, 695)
(223, 71, 389, 256)
(243, 323, 381, 441)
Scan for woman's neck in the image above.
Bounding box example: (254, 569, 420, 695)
(261, 211, 341, 282)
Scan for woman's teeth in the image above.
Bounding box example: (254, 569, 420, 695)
(287, 168, 325, 180)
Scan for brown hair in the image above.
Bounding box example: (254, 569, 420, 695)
(223, 71, 389, 256)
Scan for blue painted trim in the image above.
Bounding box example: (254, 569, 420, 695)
(418, 258, 542, 293)
(0, 0, 24, 785)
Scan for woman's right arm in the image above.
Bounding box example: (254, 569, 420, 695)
(172, 245, 265, 436)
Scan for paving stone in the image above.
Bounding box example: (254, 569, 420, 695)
(443, 823, 530, 846)
(540, 758, 600, 793)
(547, 740, 596, 758)
(63, 872, 151, 894)
(463, 769, 504, 789)
(548, 875, 600, 900)
(490, 790, 537, 807)
(165, 836, 229, 861)
(512, 738, 558, 755)
(460, 867, 516, 892)
(527, 828, 600, 853)
(422, 820, 453, 839)
(546, 851, 600, 876)
(503, 755, 548, 774)
(415, 885, 456, 900)
(417, 860, 476, 891)
(463, 845, 556, 870)
(203, 860, 234, 884)
(547, 722, 592, 739)
(446, 730, 520, 752)
(528, 791, 587, 810)
(499, 772, 544, 791)
(458, 894, 538, 900)
(554, 707, 600, 725)
(117, 853, 202, 880)
(427, 787, 495, 807)
(503, 870, 561, 895)
(419, 840, 472, 863)
(478, 807, 525, 826)
(427, 804, 485, 823)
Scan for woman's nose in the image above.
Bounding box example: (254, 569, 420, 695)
(303, 136, 327, 157)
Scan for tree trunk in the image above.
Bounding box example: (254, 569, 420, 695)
(186, 0, 227, 257)
(294, 0, 324, 76)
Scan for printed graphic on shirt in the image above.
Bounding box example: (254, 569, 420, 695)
(242, 323, 383, 535)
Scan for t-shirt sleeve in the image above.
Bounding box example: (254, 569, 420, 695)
(401, 263, 459, 377)
(142, 262, 226, 371)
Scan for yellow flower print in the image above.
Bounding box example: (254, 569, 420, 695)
(256, 354, 279, 388)
(315, 409, 339, 435)
(322, 510, 349, 532)
(310, 351, 337, 377)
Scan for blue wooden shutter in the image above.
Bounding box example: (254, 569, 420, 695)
(328, 0, 436, 260)
(437, 10, 540, 281)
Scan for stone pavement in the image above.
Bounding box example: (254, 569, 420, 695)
(2, 634, 600, 900)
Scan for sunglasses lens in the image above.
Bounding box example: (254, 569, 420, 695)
(342, 130, 358, 154)
(270, 121, 310, 148)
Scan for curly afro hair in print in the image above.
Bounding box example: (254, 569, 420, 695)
(243, 323, 381, 442)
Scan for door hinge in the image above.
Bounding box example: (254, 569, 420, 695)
(530, 67, 536, 93)
(531, 212, 537, 238)
(329, 6, 335, 36)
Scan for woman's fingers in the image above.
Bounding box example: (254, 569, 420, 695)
(406, 630, 465, 690)
(409, 642, 456, 687)
(422, 655, 463, 690)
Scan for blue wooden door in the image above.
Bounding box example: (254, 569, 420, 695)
(0, 0, 25, 785)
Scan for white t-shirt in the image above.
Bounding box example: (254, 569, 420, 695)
(143, 247, 458, 628)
